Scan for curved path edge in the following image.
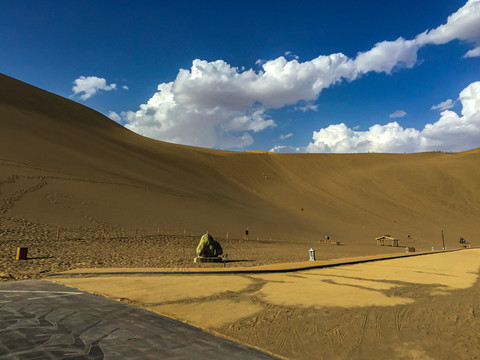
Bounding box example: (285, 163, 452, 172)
(47, 248, 470, 277)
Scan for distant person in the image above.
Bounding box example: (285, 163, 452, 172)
(244, 228, 249, 240)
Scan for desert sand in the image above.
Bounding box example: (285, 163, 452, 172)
(53, 249, 480, 359)
(0, 232, 413, 281)
(1, 74, 479, 255)
(1, 74, 480, 358)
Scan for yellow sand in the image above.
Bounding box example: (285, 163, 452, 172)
(58, 275, 252, 303)
(3, 74, 480, 359)
(252, 250, 480, 308)
(2, 74, 480, 247)
(54, 249, 480, 318)
(152, 300, 263, 328)
(253, 273, 413, 308)
(53, 249, 480, 359)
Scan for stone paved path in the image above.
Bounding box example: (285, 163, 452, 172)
(0, 280, 277, 359)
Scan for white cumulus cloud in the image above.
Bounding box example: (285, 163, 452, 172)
(123, 45, 420, 148)
(416, 0, 480, 57)
(465, 46, 480, 57)
(295, 102, 318, 112)
(280, 133, 293, 140)
(72, 76, 116, 100)
(354, 38, 419, 74)
(431, 99, 455, 110)
(306, 81, 480, 153)
(107, 111, 121, 122)
(121, 0, 480, 149)
(389, 110, 407, 118)
(284, 51, 299, 60)
(270, 145, 306, 153)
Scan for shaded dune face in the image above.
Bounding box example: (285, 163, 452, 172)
(1, 73, 479, 246)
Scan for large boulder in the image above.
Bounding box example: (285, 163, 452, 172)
(196, 233, 223, 257)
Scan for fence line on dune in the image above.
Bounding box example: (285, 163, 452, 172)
(0, 221, 465, 253)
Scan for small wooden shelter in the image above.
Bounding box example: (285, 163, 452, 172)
(376, 235, 399, 247)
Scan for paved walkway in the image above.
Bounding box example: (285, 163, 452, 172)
(49, 248, 464, 277)
(0, 280, 277, 359)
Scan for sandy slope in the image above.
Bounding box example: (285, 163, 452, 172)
(2, 73, 479, 359)
(1, 73, 479, 252)
(54, 249, 480, 359)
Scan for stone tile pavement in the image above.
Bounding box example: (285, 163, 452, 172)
(0, 280, 277, 359)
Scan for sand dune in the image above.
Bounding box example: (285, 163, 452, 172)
(1, 73, 479, 249)
(2, 74, 480, 358)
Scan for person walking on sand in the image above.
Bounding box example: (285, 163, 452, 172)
(244, 227, 249, 240)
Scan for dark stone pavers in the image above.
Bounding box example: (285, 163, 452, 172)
(0, 280, 277, 359)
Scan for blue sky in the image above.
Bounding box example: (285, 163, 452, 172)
(1, 0, 479, 152)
